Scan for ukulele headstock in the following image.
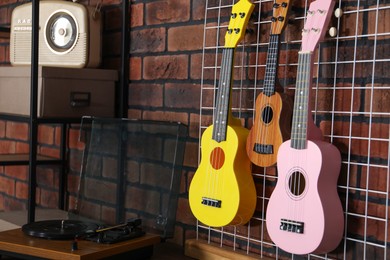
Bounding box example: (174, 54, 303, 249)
(271, 0, 291, 35)
(301, 0, 335, 52)
(225, 0, 254, 48)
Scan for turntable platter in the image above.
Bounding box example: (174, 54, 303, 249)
(22, 220, 100, 240)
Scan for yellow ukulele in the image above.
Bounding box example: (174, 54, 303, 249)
(246, 0, 292, 167)
(189, 0, 256, 227)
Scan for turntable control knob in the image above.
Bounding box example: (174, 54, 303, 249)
(71, 240, 78, 251)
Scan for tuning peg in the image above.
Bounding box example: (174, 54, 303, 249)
(334, 8, 343, 18)
(329, 27, 337, 37)
(273, 2, 288, 8)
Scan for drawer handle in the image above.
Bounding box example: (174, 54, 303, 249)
(70, 92, 91, 107)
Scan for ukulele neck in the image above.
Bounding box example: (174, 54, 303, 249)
(290, 51, 314, 150)
(263, 34, 281, 96)
(212, 48, 234, 143)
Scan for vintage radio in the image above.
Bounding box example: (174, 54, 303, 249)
(10, 0, 101, 68)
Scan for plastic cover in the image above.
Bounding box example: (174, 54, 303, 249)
(70, 117, 187, 239)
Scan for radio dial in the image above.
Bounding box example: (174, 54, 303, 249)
(46, 12, 78, 53)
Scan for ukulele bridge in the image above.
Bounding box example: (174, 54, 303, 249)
(280, 219, 304, 234)
(201, 197, 222, 208)
(253, 143, 274, 154)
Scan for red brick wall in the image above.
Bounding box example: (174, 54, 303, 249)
(0, 0, 201, 246)
(194, 1, 390, 259)
(125, 1, 205, 243)
(0, 0, 389, 258)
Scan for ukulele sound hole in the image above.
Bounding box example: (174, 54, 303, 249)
(210, 147, 225, 170)
(288, 171, 306, 197)
(261, 105, 273, 124)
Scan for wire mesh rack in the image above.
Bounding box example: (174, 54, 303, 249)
(196, 0, 389, 259)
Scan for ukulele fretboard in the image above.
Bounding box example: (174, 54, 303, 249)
(263, 34, 280, 96)
(212, 48, 234, 143)
(290, 52, 312, 150)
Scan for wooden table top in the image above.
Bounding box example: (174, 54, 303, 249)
(0, 228, 161, 260)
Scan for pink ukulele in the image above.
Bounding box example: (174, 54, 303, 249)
(266, 0, 344, 255)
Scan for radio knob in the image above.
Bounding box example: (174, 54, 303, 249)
(58, 28, 66, 36)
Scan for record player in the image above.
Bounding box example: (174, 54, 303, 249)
(0, 225, 161, 260)
(21, 218, 145, 244)
(0, 118, 186, 259)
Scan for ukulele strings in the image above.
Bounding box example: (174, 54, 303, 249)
(289, 52, 303, 223)
(206, 48, 232, 203)
(293, 54, 308, 221)
(217, 48, 232, 201)
(291, 52, 311, 224)
(257, 34, 279, 156)
(299, 52, 312, 222)
(295, 52, 306, 224)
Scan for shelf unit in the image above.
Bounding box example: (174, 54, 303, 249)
(0, 0, 129, 223)
(0, 27, 9, 38)
(0, 115, 80, 213)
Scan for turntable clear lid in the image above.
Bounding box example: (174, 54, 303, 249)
(68, 117, 187, 239)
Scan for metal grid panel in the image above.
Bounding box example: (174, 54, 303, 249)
(197, 0, 390, 259)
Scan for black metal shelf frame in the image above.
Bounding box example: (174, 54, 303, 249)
(0, 0, 129, 223)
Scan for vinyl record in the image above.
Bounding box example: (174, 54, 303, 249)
(22, 220, 100, 240)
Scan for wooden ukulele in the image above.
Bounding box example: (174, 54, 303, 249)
(266, 0, 344, 254)
(246, 0, 293, 167)
(189, 0, 257, 227)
